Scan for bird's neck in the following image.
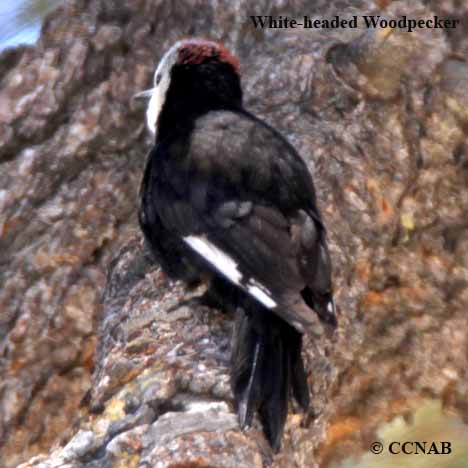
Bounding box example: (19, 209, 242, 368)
(156, 101, 241, 143)
(156, 63, 243, 142)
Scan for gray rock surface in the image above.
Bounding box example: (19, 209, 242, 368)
(0, 0, 467, 467)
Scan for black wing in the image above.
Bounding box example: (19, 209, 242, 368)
(147, 110, 334, 333)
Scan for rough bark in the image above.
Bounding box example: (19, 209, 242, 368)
(0, 0, 467, 467)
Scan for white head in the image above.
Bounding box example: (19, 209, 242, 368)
(135, 38, 241, 138)
(135, 41, 180, 136)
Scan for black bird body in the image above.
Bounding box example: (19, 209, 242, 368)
(138, 39, 335, 449)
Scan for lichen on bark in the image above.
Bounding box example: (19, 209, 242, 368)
(0, 1, 467, 467)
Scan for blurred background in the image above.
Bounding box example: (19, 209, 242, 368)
(0, 0, 61, 51)
(1, 0, 468, 467)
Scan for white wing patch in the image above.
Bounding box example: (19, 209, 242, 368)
(184, 235, 242, 284)
(183, 235, 277, 309)
(247, 280, 277, 309)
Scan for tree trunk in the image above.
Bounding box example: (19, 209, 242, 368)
(1, 1, 467, 467)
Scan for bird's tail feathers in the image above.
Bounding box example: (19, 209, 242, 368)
(231, 308, 309, 450)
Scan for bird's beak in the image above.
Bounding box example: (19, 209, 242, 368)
(133, 88, 155, 101)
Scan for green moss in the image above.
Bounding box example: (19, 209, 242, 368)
(333, 400, 468, 468)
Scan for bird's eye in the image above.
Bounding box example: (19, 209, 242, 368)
(155, 74, 162, 85)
